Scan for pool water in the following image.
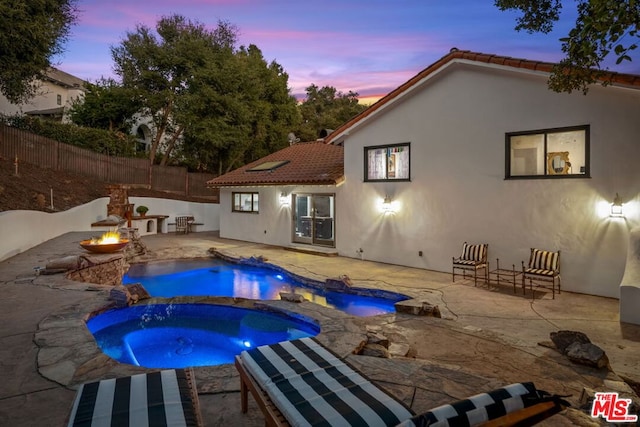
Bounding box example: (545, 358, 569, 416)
(87, 303, 319, 368)
(123, 259, 408, 317)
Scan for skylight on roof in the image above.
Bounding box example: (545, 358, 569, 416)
(246, 160, 290, 172)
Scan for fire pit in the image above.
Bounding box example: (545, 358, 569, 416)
(80, 231, 129, 254)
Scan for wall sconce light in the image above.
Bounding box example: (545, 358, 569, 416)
(382, 195, 394, 213)
(279, 192, 290, 206)
(611, 193, 624, 217)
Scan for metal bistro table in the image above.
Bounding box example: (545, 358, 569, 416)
(489, 258, 523, 294)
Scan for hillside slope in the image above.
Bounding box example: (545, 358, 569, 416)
(0, 155, 215, 212)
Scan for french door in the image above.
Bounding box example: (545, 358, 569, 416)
(292, 194, 335, 247)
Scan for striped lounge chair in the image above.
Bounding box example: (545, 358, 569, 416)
(522, 248, 561, 299)
(66, 368, 203, 427)
(236, 337, 414, 426)
(397, 382, 569, 427)
(452, 242, 489, 287)
(235, 338, 569, 427)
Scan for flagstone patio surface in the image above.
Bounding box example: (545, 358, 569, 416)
(1, 231, 639, 426)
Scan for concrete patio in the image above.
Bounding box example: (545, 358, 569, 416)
(1, 231, 639, 426)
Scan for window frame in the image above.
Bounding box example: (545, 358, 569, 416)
(232, 192, 259, 213)
(364, 142, 411, 182)
(505, 125, 590, 179)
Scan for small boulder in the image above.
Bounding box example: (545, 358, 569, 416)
(279, 292, 306, 303)
(366, 332, 390, 348)
(325, 275, 353, 291)
(551, 330, 591, 354)
(565, 342, 610, 369)
(359, 343, 390, 358)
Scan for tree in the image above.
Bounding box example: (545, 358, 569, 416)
(0, 0, 78, 103)
(296, 85, 367, 142)
(111, 15, 299, 172)
(69, 78, 141, 133)
(496, 0, 640, 93)
(178, 44, 300, 174)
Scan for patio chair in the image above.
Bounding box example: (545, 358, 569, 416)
(452, 242, 489, 287)
(522, 248, 561, 299)
(66, 368, 203, 427)
(235, 337, 569, 427)
(175, 215, 191, 234)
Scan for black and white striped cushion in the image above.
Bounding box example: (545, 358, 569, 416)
(460, 243, 486, 262)
(67, 369, 199, 427)
(397, 382, 540, 427)
(240, 337, 414, 427)
(528, 249, 558, 271)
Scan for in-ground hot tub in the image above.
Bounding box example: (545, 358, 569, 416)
(87, 303, 320, 368)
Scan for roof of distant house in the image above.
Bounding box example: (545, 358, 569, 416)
(324, 48, 640, 145)
(207, 141, 344, 187)
(44, 67, 86, 89)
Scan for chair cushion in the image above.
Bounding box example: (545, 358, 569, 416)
(528, 249, 558, 271)
(67, 369, 199, 427)
(524, 267, 557, 277)
(239, 337, 414, 427)
(453, 259, 482, 266)
(460, 243, 486, 262)
(397, 382, 541, 427)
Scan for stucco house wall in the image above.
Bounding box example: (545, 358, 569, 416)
(334, 61, 640, 299)
(219, 185, 337, 247)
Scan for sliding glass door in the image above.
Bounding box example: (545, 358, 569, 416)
(292, 193, 335, 247)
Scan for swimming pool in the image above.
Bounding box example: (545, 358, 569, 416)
(123, 258, 409, 317)
(87, 303, 320, 368)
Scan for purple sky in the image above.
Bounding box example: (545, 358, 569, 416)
(55, 1, 640, 101)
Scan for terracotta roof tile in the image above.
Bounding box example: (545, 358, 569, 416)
(325, 48, 640, 144)
(207, 141, 344, 187)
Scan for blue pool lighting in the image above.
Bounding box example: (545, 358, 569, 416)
(123, 259, 409, 317)
(87, 303, 319, 368)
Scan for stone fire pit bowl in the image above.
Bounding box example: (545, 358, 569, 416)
(79, 239, 130, 254)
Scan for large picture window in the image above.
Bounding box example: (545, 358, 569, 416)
(506, 125, 589, 179)
(365, 143, 410, 181)
(232, 192, 259, 213)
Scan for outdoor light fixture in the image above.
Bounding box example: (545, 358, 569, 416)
(382, 195, 394, 213)
(611, 193, 624, 217)
(279, 192, 290, 206)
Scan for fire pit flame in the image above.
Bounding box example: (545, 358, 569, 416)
(81, 231, 129, 253)
(91, 231, 121, 245)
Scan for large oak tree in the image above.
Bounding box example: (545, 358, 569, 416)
(110, 15, 299, 171)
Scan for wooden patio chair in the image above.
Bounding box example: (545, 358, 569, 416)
(522, 248, 561, 299)
(452, 242, 489, 286)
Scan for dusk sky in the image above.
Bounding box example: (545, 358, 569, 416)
(55, 1, 640, 102)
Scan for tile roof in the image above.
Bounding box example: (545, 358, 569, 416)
(324, 48, 640, 145)
(207, 141, 344, 187)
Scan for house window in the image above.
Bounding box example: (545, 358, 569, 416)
(56, 94, 62, 105)
(365, 143, 410, 181)
(506, 125, 589, 178)
(232, 192, 259, 213)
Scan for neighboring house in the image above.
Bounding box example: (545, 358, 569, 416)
(0, 68, 175, 155)
(0, 68, 86, 123)
(211, 48, 640, 324)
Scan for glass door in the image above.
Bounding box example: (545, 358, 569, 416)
(292, 193, 335, 247)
